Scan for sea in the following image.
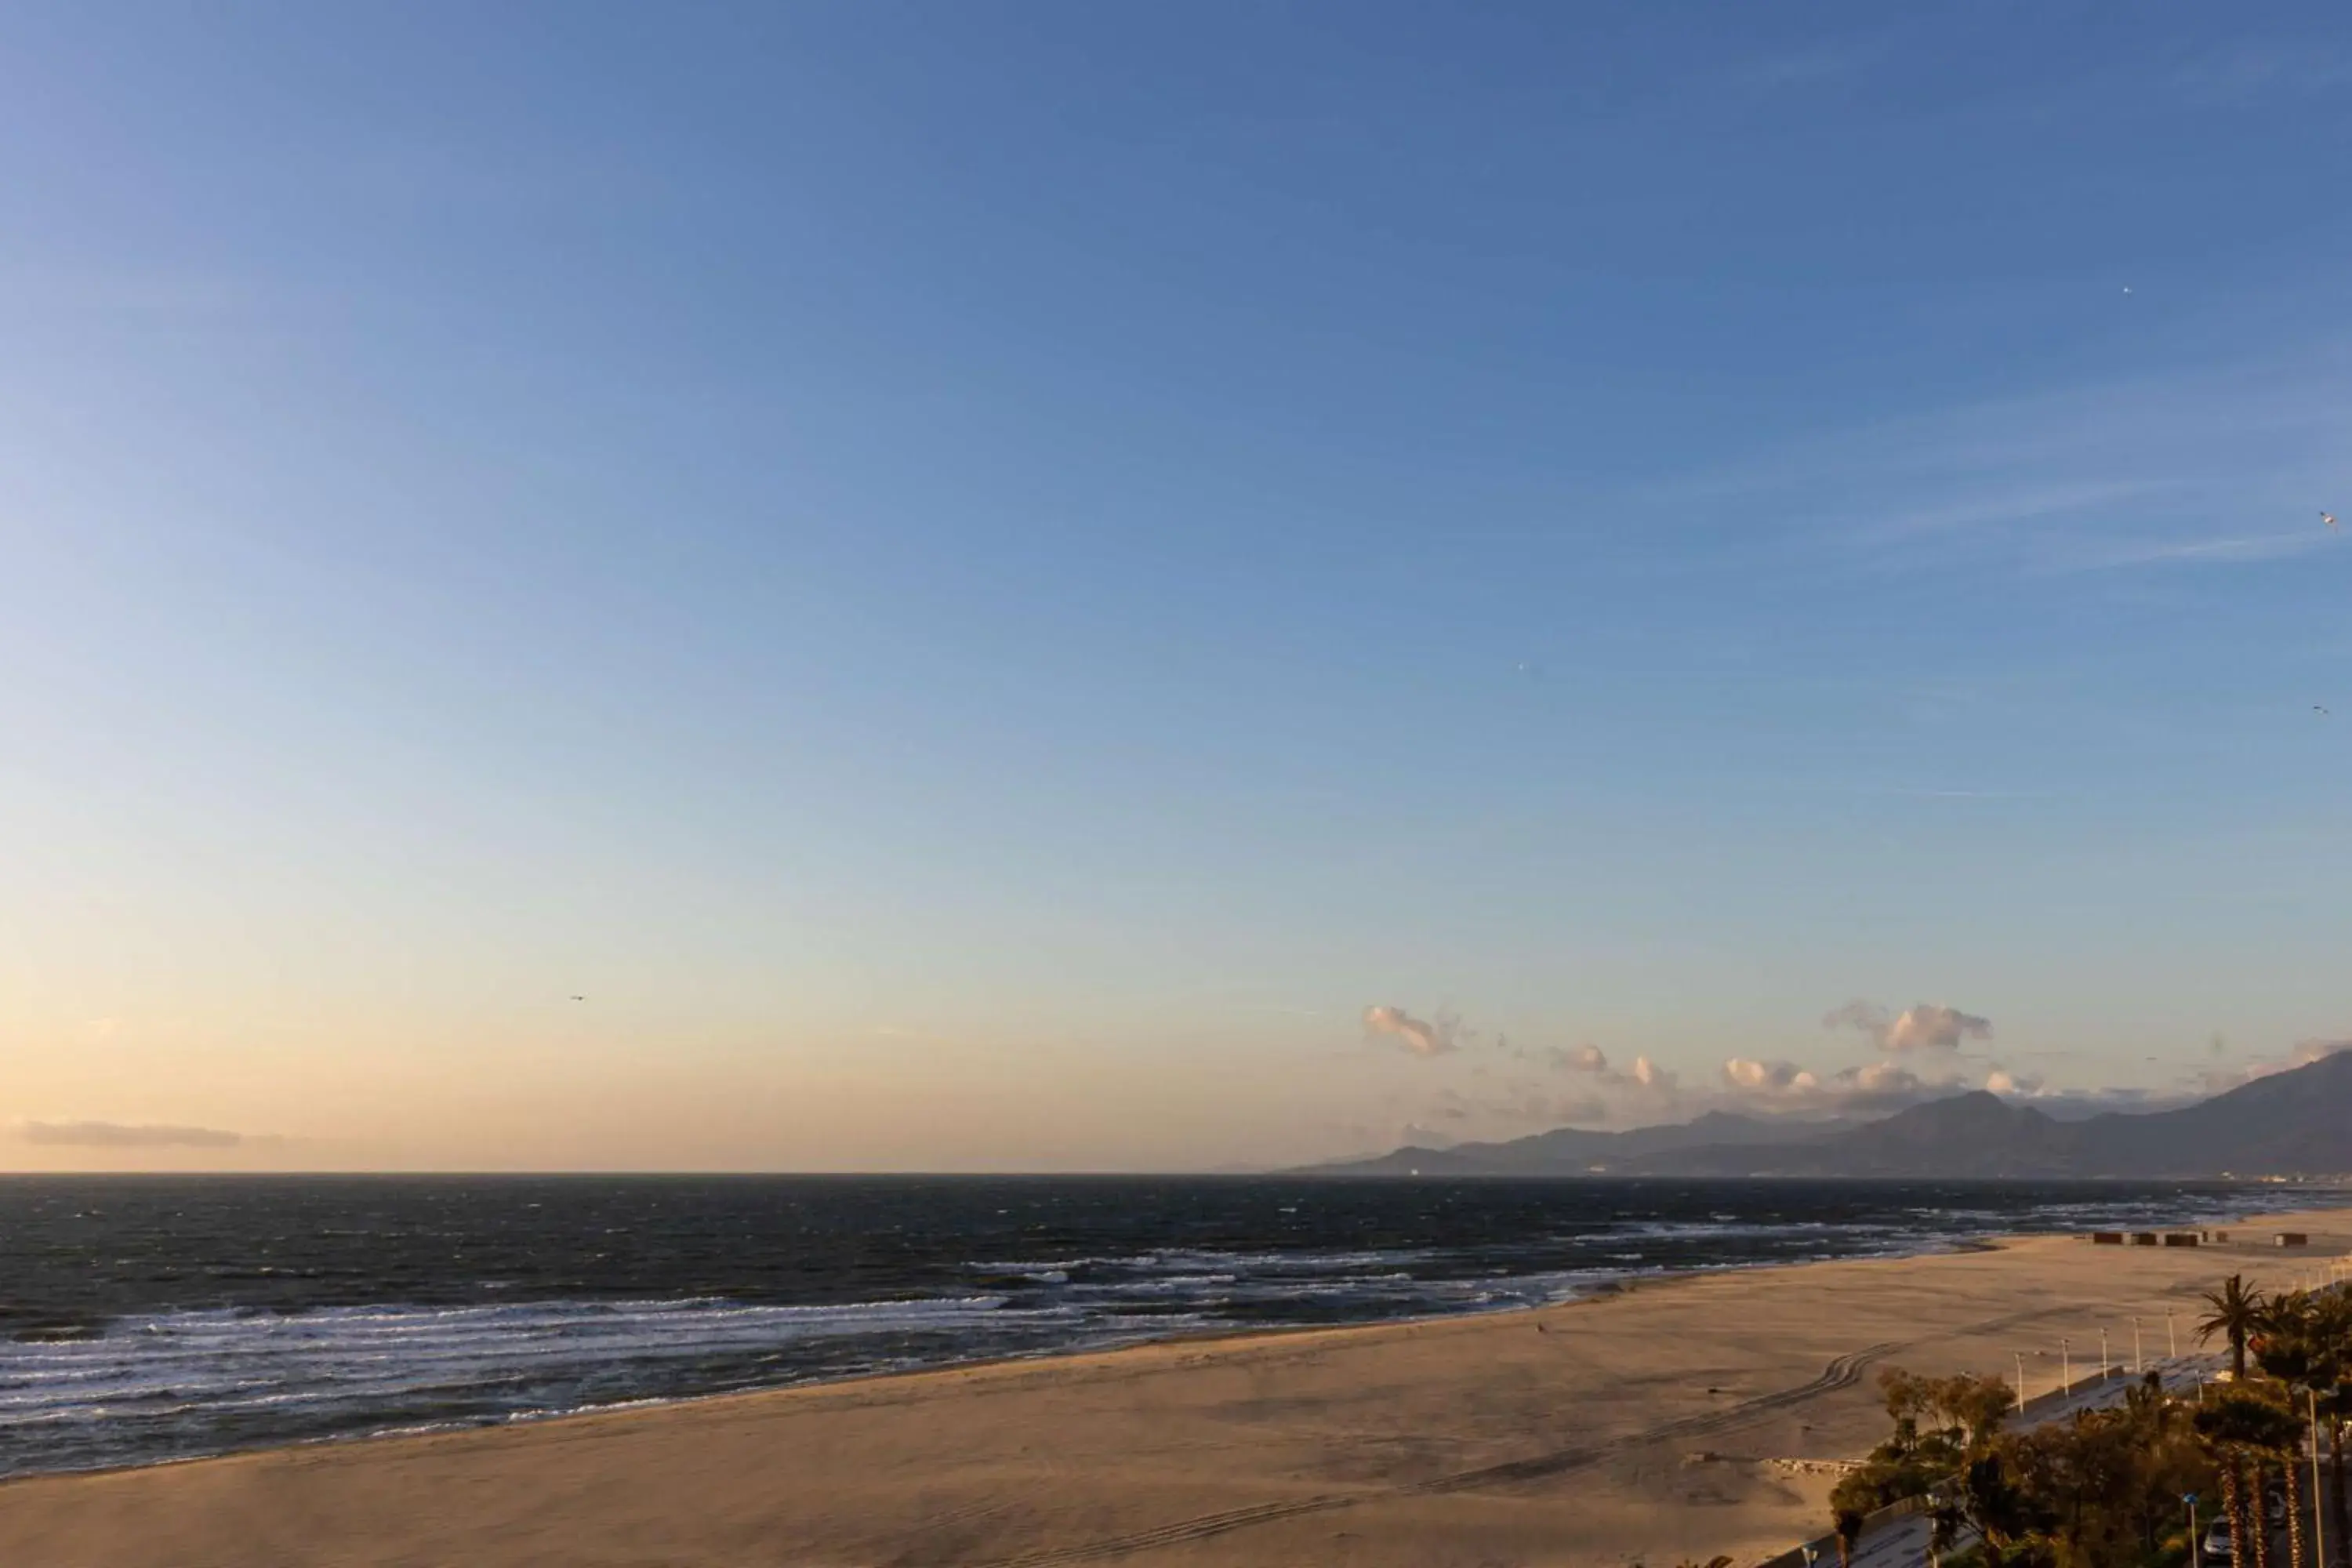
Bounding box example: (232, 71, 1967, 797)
(0, 1174, 2331, 1479)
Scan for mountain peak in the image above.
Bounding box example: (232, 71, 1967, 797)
(1300, 1047, 2352, 1178)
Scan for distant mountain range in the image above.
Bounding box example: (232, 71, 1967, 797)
(1306, 1109, 1861, 1176)
(1306, 1049, 2352, 1178)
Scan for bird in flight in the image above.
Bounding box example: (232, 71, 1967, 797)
(2325, 511, 2338, 531)
(2318, 706, 2332, 717)
(570, 994, 586, 1002)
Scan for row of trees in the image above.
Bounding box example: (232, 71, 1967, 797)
(1824, 1273, 2351, 1568)
(2200, 1276, 2352, 1568)
(1831, 1367, 2208, 1568)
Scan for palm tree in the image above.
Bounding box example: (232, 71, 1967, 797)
(2259, 1293, 2321, 1568)
(2307, 1292, 2352, 1568)
(2201, 1392, 2307, 1568)
(2319, 1379, 2352, 1568)
(2205, 1275, 2270, 1383)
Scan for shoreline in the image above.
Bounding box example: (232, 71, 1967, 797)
(5, 1204, 2347, 1566)
(0, 1225, 2148, 1489)
(0, 1189, 2330, 1491)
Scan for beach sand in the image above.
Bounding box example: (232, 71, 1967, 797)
(4, 1205, 2346, 1568)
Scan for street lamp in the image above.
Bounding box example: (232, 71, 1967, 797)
(2062, 1338, 2073, 1396)
(2015, 1352, 2027, 1410)
(2168, 1310, 2178, 1361)
(2311, 1388, 2328, 1568)
(2101, 1327, 2111, 1380)
(2134, 1317, 2144, 1377)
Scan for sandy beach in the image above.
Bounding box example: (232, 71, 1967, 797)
(4, 1205, 2346, 1568)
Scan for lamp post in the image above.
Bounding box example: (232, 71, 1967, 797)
(2135, 1317, 2144, 1377)
(2311, 1388, 2327, 1568)
(2016, 1352, 2027, 1410)
(2169, 1310, 2179, 1361)
(2062, 1338, 2072, 1396)
(2101, 1327, 2111, 1381)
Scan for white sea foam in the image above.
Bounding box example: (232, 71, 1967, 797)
(2, 1180, 2324, 1479)
(0, 1294, 1067, 1463)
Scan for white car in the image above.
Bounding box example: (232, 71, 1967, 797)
(2202, 1523, 2234, 1566)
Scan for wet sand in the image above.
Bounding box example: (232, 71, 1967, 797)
(4, 1205, 2345, 1568)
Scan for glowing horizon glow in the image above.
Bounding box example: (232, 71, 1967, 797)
(6, 4, 2352, 1171)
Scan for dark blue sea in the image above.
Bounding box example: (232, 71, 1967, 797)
(0, 1175, 2325, 1478)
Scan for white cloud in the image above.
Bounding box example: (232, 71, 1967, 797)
(1722, 1058, 1818, 1092)
(1845, 1061, 1924, 1094)
(1715, 1055, 1962, 1116)
(1362, 1005, 1461, 1058)
(2199, 1036, 2352, 1092)
(1825, 1000, 1992, 1053)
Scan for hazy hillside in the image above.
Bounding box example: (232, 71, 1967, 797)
(1316, 1051, 2352, 1178)
(1303, 1110, 1855, 1175)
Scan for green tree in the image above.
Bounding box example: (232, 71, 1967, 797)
(2257, 1293, 2321, 1568)
(2295, 1291, 2352, 1568)
(2199, 1391, 2304, 1568)
(2318, 1375, 2352, 1568)
(1929, 1501, 1965, 1568)
(1832, 1502, 1867, 1568)
(1956, 1446, 2049, 1568)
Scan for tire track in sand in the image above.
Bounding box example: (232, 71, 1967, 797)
(976, 1342, 1901, 1566)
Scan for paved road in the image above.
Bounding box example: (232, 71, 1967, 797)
(1828, 1354, 2225, 1568)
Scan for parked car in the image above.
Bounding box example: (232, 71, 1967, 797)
(2202, 1522, 2234, 1566)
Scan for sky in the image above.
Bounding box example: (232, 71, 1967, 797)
(4, 2, 2351, 1171)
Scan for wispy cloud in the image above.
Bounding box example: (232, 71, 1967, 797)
(2195, 1036, 2352, 1094)
(1641, 344, 2352, 577)
(16, 1120, 277, 1149)
(2161, 38, 2352, 107)
(2067, 531, 2325, 569)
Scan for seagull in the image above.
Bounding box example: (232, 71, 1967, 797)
(2325, 512, 2338, 531)
(2122, 285, 2132, 296)
(2318, 706, 2332, 717)
(570, 994, 586, 1002)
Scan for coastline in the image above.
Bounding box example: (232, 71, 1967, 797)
(0, 1183, 2291, 1487)
(5, 1203, 2347, 1567)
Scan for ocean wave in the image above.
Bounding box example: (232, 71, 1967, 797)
(1, 1175, 2332, 1479)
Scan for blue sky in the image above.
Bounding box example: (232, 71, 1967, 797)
(3, 3, 2350, 1168)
